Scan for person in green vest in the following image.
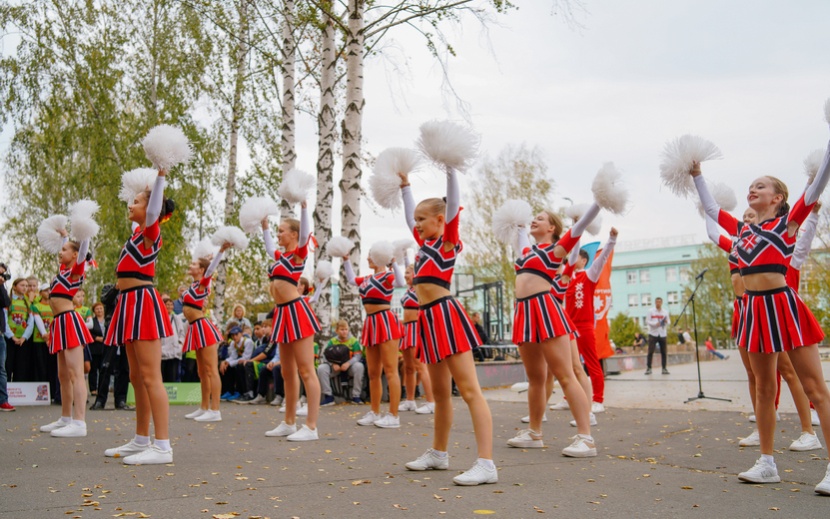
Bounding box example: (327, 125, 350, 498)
(6, 278, 34, 382)
(31, 283, 56, 391)
(73, 288, 92, 321)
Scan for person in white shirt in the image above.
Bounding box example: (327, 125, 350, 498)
(645, 297, 670, 375)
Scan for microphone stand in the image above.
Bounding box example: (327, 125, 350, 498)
(677, 268, 732, 404)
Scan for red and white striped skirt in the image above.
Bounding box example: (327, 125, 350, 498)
(49, 310, 94, 354)
(732, 296, 745, 341)
(737, 286, 824, 353)
(105, 285, 172, 345)
(418, 296, 481, 365)
(270, 297, 321, 344)
(183, 317, 223, 352)
(400, 321, 419, 351)
(361, 309, 402, 347)
(512, 291, 574, 345)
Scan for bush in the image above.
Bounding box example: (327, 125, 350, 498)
(610, 312, 643, 348)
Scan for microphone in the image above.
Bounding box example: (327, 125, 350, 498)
(695, 268, 709, 280)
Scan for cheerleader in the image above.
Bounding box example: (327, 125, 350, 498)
(398, 264, 435, 415)
(182, 242, 231, 423)
(343, 241, 407, 428)
(38, 226, 95, 438)
(692, 162, 830, 493)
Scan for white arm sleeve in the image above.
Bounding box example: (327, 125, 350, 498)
(515, 228, 531, 258)
(570, 203, 600, 238)
(299, 204, 311, 248)
(204, 251, 224, 278)
(262, 229, 277, 259)
(791, 211, 819, 270)
(343, 260, 357, 286)
(805, 145, 830, 205)
(705, 215, 722, 245)
(309, 280, 327, 304)
(402, 186, 416, 232)
(586, 235, 616, 282)
(693, 175, 720, 221)
(445, 167, 460, 223)
(77, 238, 89, 263)
(391, 261, 407, 288)
(146, 175, 166, 226)
(568, 239, 581, 266)
(34, 314, 48, 336)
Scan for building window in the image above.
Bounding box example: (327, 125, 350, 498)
(640, 270, 650, 283)
(627, 271, 637, 284)
(667, 291, 679, 304)
(628, 294, 639, 307)
(641, 294, 652, 307)
(642, 316, 648, 327)
(665, 267, 678, 282)
(680, 267, 690, 282)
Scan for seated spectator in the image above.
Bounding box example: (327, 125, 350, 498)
(225, 304, 252, 332)
(470, 312, 489, 362)
(632, 332, 646, 350)
(705, 336, 729, 360)
(219, 327, 253, 400)
(237, 325, 278, 403)
(317, 320, 365, 405)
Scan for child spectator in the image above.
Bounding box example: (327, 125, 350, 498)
(317, 320, 365, 405)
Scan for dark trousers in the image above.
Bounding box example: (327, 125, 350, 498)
(161, 359, 180, 383)
(647, 335, 667, 369)
(6, 339, 34, 382)
(95, 346, 130, 406)
(221, 364, 247, 394)
(88, 352, 104, 392)
(182, 357, 200, 382)
(258, 365, 284, 398)
(32, 341, 49, 382)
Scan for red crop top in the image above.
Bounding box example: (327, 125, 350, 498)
(400, 287, 419, 309)
(550, 274, 568, 303)
(356, 271, 395, 305)
(116, 222, 161, 281)
(50, 262, 86, 301)
(412, 217, 462, 290)
(181, 277, 211, 311)
(268, 243, 308, 286)
(513, 230, 580, 285)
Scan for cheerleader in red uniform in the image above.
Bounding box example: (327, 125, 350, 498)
(261, 201, 322, 441)
(692, 160, 830, 493)
(398, 264, 435, 415)
(38, 226, 95, 438)
(343, 241, 407, 428)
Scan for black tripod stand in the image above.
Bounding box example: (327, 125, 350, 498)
(677, 268, 732, 404)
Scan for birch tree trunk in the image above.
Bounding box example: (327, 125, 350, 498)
(214, 0, 250, 326)
(314, 7, 338, 336)
(279, 0, 297, 220)
(338, 0, 365, 335)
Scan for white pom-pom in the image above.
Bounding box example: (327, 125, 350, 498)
(315, 260, 334, 282)
(69, 200, 100, 221)
(804, 149, 826, 183)
(392, 238, 416, 263)
(592, 162, 629, 215)
(239, 196, 280, 234)
(192, 238, 216, 261)
(369, 173, 404, 210)
(369, 148, 421, 210)
(37, 215, 68, 254)
(369, 241, 395, 267)
(68, 200, 101, 241)
(492, 199, 533, 245)
(119, 168, 158, 204)
(564, 203, 602, 235)
(326, 236, 355, 258)
(211, 226, 249, 251)
(695, 181, 737, 217)
(142, 124, 193, 171)
(659, 135, 723, 197)
(417, 120, 479, 172)
(278, 168, 316, 205)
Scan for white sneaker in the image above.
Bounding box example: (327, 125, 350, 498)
(194, 410, 222, 422)
(521, 413, 547, 424)
(591, 402, 606, 414)
(357, 411, 380, 426)
(453, 460, 498, 486)
(507, 429, 544, 449)
(739, 430, 761, 447)
(122, 444, 173, 465)
(398, 400, 417, 412)
(104, 439, 151, 458)
(265, 421, 297, 437)
(815, 463, 830, 495)
(40, 419, 70, 433)
(789, 432, 822, 451)
(811, 408, 820, 426)
(415, 402, 435, 414)
(374, 413, 401, 429)
(570, 412, 597, 427)
(286, 424, 319, 441)
(738, 457, 780, 483)
(270, 395, 284, 407)
(51, 422, 87, 438)
(748, 411, 780, 423)
(185, 408, 207, 419)
(248, 395, 267, 405)
(549, 400, 570, 411)
(562, 435, 597, 458)
(296, 404, 308, 417)
(405, 448, 449, 471)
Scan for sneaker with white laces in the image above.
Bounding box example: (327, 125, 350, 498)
(811, 408, 821, 426)
(398, 400, 417, 412)
(270, 395, 284, 407)
(51, 422, 87, 438)
(40, 419, 70, 433)
(549, 400, 570, 411)
(248, 394, 267, 405)
(265, 421, 298, 437)
(591, 402, 606, 413)
(507, 429, 544, 448)
(415, 402, 435, 414)
(562, 435, 597, 458)
(405, 449, 449, 471)
(194, 410, 222, 422)
(789, 432, 822, 451)
(453, 460, 498, 486)
(296, 404, 308, 416)
(738, 457, 780, 483)
(374, 413, 401, 429)
(104, 439, 151, 458)
(815, 463, 830, 495)
(521, 413, 547, 424)
(739, 430, 761, 447)
(357, 410, 380, 426)
(122, 444, 173, 465)
(569, 412, 598, 427)
(185, 408, 207, 419)
(286, 424, 319, 441)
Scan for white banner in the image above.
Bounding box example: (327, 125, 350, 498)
(7, 382, 51, 406)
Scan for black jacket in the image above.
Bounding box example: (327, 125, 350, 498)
(89, 318, 107, 355)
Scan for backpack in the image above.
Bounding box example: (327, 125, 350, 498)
(324, 343, 351, 365)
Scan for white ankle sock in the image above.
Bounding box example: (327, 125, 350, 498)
(477, 458, 496, 470)
(134, 435, 151, 446)
(761, 454, 775, 466)
(154, 439, 171, 451)
(59, 416, 72, 423)
(432, 449, 448, 458)
(72, 419, 85, 427)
